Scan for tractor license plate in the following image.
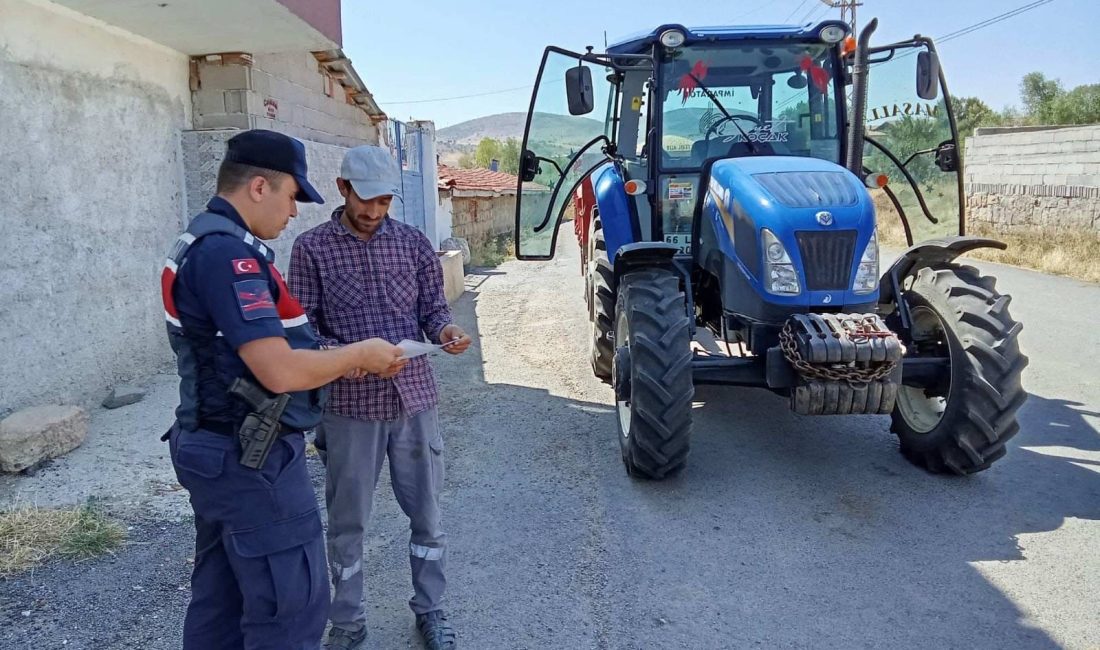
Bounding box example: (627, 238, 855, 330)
(665, 234, 691, 255)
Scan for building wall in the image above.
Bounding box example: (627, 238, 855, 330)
(182, 130, 348, 268)
(0, 0, 192, 413)
(965, 125, 1100, 232)
(192, 51, 378, 148)
(447, 193, 516, 250)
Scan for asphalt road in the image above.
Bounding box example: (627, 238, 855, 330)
(2, 229, 1097, 649)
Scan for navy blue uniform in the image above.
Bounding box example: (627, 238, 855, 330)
(162, 198, 329, 649)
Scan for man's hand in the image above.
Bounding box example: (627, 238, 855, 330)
(348, 338, 408, 376)
(439, 324, 472, 355)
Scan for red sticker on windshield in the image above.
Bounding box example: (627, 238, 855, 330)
(678, 60, 709, 105)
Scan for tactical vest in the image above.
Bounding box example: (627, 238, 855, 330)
(161, 212, 329, 432)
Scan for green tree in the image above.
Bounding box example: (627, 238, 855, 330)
(1049, 83, 1100, 125)
(499, 137, 521, 175)
(951, 96, 1001, 140)
(457, 151, 476, 168)
(1020, 72, 1063, 124)
(474, 137, 502, 169)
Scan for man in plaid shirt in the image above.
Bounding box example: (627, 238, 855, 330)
(288, 145, 470, 650)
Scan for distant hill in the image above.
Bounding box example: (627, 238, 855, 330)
(436, 112, 604, 165)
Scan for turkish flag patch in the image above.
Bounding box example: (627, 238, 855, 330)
(232, 258, 261, 275)
(234, 279, 279, 321)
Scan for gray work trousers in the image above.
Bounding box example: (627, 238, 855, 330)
(316, 408, 447, 634)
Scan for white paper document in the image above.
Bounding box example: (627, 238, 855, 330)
(397, 339, 450, 359)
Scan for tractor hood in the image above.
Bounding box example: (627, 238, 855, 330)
(702, 155, 878, 311)
(707, 156, 871, 226)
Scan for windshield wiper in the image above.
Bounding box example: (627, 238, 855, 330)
(688, 72, 759, 154)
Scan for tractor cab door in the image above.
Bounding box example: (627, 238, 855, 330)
(859, 38, 964, 246)
(515, 47, 617, 260)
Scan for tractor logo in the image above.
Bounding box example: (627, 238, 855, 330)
(815, 210, 834, 226)
(823, 294, 833, 304)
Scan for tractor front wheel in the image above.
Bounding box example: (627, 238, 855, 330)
(891, 264, 1028, 474)
(613, 268, 694, 479)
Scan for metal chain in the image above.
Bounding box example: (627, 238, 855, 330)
(779, 320, 898, 385)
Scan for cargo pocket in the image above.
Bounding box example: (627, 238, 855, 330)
(230, 509, 325, 622)
(428, 434, 444, 485)
(173, 441, 226, 480)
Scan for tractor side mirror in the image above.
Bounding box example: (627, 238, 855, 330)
(935, 141, 958, 172)
(520, 149, 540, 182)
(565, 64, 595, 115)
(916, 51, 939, 100)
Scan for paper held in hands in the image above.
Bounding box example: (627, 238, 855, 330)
(397, 339, 458, 359)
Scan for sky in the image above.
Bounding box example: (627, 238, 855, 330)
(340, 0, 1098, 128)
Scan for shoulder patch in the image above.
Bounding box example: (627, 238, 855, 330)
(232, 258, 261, 275)
(234, 279, 279, 321)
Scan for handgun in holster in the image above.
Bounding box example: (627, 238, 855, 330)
(228, 377, 290, 470)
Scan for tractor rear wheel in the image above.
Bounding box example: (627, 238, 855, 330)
(588, 221, 614, 381)
(891, 263, 1028, 474)
(613, 268, 694, 479)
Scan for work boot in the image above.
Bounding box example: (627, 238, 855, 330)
(324, 626, 367, 649)
(416, 610, 457, 650)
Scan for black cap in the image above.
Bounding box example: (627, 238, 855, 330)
(224, 130, 325, 204)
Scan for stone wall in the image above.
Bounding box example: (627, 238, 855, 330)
(965, 125, 1100, 232)
(0, 0, 191, 413)
(447, 193, 516, 251)
(191, 51, 378, 148)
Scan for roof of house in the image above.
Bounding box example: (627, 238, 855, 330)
(437, 164, 522, 194)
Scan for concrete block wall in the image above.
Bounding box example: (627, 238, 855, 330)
(965, 125, 1100, 232)
(182, 130, 348, 269)
(192, 51, 378, 148)
(0, 0, 191, 414)
(447, 194, 516, 249)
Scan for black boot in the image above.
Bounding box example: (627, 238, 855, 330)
(416, 610, 456, 650)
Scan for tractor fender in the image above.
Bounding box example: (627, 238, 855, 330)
(879, 236, 1006, 304)
(613, 242, 680, 287)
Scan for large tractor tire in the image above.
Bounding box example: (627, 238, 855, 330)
(613, 268, 694, 479)
(588, 221, 614, 381)
(891, 263, 1028, 474)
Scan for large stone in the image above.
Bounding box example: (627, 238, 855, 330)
(0, 405, 88, 473)
(102, 382, 146, 409)
(440, 237, 471, 265)
(438, 250, 466, 304)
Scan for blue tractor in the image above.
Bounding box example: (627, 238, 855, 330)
(513, 20, 1027, 479)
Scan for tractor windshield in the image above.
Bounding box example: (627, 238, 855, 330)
(659, 43, 842, 170)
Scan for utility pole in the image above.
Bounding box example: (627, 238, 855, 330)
(818, 0, 863, 34)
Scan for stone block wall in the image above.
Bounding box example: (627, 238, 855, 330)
(191, 51, 378, 148)
(965, 125, 1100, 232)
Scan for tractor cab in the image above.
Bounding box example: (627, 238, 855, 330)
(514, 22, 965, 262)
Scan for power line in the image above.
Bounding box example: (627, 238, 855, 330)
(785, 0, 811, 22)
(936, 0, 1054, 44)
(382, 84, 534, 105)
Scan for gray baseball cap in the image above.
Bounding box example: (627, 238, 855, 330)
(340, 145, 402, 200)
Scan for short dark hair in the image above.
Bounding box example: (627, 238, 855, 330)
(216, 160, 289, 194)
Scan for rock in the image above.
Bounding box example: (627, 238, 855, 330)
(0, 405, 88, 473)
(440, 237, 471, 265)
(102, 382, 146, 409)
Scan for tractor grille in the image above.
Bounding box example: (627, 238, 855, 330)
(796, 230, 857, 291)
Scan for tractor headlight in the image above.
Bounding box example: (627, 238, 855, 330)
(659, 29, 686, 48)
(762, 229, 801, 295)
(852, 231, 879, 294)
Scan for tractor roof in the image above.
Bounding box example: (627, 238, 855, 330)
(606, 21, 848, 55)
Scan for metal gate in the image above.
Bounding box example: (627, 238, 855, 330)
(385, 119, 427, 233)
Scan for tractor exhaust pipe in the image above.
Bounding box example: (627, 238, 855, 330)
(846, 18, 878, 176)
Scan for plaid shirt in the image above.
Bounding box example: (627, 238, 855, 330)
(288, 209, 452, 421)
